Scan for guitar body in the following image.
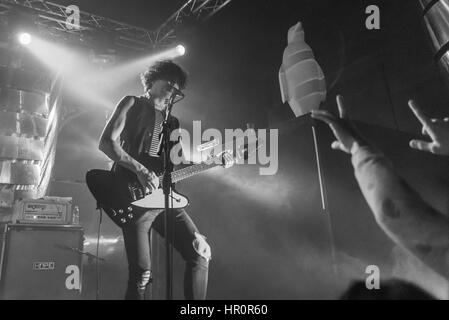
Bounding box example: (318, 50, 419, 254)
(86, 141, 257, 227)
(86, 164, 189, 227)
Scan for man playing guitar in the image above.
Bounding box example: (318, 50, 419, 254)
(95, 60, 234, 300)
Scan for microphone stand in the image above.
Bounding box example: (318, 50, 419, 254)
(157, 91, 179, 300)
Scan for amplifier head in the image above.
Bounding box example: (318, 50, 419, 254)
(13, 196, 73, 225)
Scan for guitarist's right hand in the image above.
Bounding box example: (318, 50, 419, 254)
(136, 169, 159, 192)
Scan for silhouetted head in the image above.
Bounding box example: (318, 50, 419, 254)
(340, 278, 436, 300)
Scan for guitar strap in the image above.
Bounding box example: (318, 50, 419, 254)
(146, 109, 164, 157)
(138, 96, 179, 159)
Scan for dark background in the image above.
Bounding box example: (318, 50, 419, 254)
(44, 0, 449, 299)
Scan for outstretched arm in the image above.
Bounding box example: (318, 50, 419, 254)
(312, 95, 449, 279)
(351, 145, 449, 279)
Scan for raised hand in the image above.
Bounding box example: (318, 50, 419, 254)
(311, 95, 366, 154)
(408, 100, 449, 156)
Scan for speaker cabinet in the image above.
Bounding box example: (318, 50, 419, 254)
(0, 223, 84, 299)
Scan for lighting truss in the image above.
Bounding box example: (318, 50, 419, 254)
(0, 0, 232, 51)
(155, 0, 232, 45)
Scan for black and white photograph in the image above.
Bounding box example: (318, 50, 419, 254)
(0, 0, 448, 308)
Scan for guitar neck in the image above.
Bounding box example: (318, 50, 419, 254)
(153, 139, 258, 185)
(158, 161, 221, 184)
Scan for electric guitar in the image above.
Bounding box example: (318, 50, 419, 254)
(86, 142, 258, 227)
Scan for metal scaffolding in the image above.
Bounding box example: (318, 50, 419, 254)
(0, 0, 232, 51)
(155, 0, 232, 45)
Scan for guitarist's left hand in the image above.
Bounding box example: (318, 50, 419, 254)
(220, 150, 235, 169)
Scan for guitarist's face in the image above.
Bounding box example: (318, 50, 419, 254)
(149, 79, 179, 110)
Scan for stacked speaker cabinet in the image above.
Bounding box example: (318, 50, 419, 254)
(0, 223, 84, 299)
(0, 64, 62, 221)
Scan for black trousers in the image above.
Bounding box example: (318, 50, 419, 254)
(122, 208, 210, 300)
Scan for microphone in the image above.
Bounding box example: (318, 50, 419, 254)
(167, 85, 185, 106)
(169, 84, 185, 98)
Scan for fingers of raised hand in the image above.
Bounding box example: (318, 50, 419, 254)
(336, 95, 347, 119)
(421, 126, 430, 136)
(408, 100, 431, 127)
(311, 110, 337, 125)
(430, 118, 449, 126)
(331, 141, 342, 150)
(409, 139, 435, 153)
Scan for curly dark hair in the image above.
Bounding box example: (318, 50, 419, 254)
(140, 60, 187, 92)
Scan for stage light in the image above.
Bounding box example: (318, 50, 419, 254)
(18, 32, 32, 45)
(176, 44, 186, 56)
(23, 36, 113, 109)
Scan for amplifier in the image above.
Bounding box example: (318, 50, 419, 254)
(0, 223, 84, 299)
(13, 197, 73, 225)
